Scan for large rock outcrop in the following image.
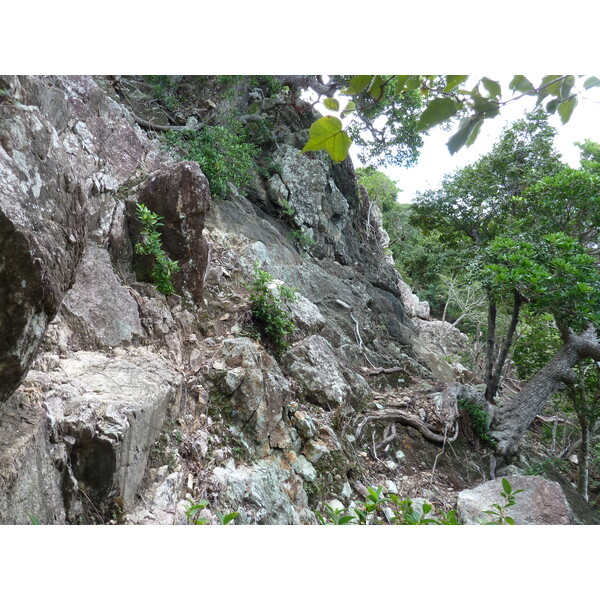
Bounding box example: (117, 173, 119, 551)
(0, 76, 88, 403)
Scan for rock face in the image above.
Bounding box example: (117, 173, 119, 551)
(210, 337, 297, 457)
(281, 335, 369, 409)
(0, 77, 87, 403)
(130, 161, 211, 303)
(457, 476, 575, 525)
(61, 244, 143, 349)
(0, 349, 182, 524)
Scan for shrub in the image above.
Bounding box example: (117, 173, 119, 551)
(163, 125, 259, 199)
(458, 397, 497, 447)
(248, 265, 296, 356)
(134, 203, 180, 295)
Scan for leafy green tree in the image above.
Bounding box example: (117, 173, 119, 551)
(297, 75, 600, 162)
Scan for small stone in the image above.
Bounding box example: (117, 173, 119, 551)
(395, 450, 406, 463)
(341, 481, 352, 499)
(385, 480, 398, 494)
(212, 360, 226, 371)
(385, 460, 396, 470)
(219, 314, 230, 321)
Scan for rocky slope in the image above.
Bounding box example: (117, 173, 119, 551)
(0, 75, 590, 525)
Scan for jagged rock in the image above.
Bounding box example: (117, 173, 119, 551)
(126, 467, 185, 525)
(0, 348, 182, 523)
(457, 475, 574, 525)
(281, 335, 369, 409)
(0, 387, 67, 524)
(0, 80, 87, 403)
(212, 456, 315, 524)
(60, 244, 142, 349)
(129, 161, 211, 303)
(211, 337, 296, 456)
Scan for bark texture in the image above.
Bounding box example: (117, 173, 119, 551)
(491, 326, 600, 457)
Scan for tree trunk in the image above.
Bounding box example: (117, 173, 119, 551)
(578, 417, 590, 502)
(490, 325, 600, 458)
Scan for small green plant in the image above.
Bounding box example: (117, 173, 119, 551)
(28, 515, 41, 525)
(163, 125, 259, 199)
(315, 486, 459, 525)
(134, 203, 180, 295)
(185, 500, 210, 525)
(248, 264, 296, 356)
(458, 397, 497, 447)
(185, 499, 239, 525)
(290, 229, 316, 252)
(481, 477, 524, 525)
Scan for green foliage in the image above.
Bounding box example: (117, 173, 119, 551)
(458, 398, 496, 447)
(28, 515, 41, 525)
(164, 125, 259, 198)
(481, 478, 524, 525)
(134, 203, 180, 295)
(301, 116, 351, 163)
(302, 75, 596, 163)
(513, 314, 561, 380)
(343, 77, 424, 168)
(315, 485, 460, 525)
(185, 499, 238, 525)
(249, 265, 296, 356)
(290, 229, 315, 251)
(144, 75, 181, 110)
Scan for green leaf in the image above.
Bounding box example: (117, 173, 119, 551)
(341, 100, 356, 118)
(481, 77, 502, 98)
(337, 515, 356, 525)
(505, 516, 515, 525)
(546, 98, 559, 114)
(447, 118, 482, 155)
(342, 75, 373, 95)
(472, 94, 500, 119)
(509, 75, 534, 94)
(416, 97, 458, 131)
(501, 478, 512, 495)
(559, 75, 576, 100)
(405, 76, 421, 91)
(395, 75, 411, 93)
(541, 75, 563, 95)
(558, 95, 578, 124)
(465, 119, 484, 148)
(221, 511, 239, 525)
(29, 515, 41, 525)
(301, 116, 352, 163)
(444, 75, 469, 93)
(368, 76, 384, 100)
(584, 76, 600, 89)
(323, 97, 339, 111)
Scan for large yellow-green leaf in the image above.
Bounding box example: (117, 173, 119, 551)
(342, 76, 373, 95)
(301, 116, 352, 163)
(416, 97, 458, 131)
(368, 76, 384, 99)
(323, 97, 339, 111)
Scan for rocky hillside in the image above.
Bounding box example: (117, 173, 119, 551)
(0, 75, 592, 525)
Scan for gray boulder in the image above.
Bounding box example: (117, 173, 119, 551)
(281, 334, 370, 409)
(457, 475, 575, 525)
